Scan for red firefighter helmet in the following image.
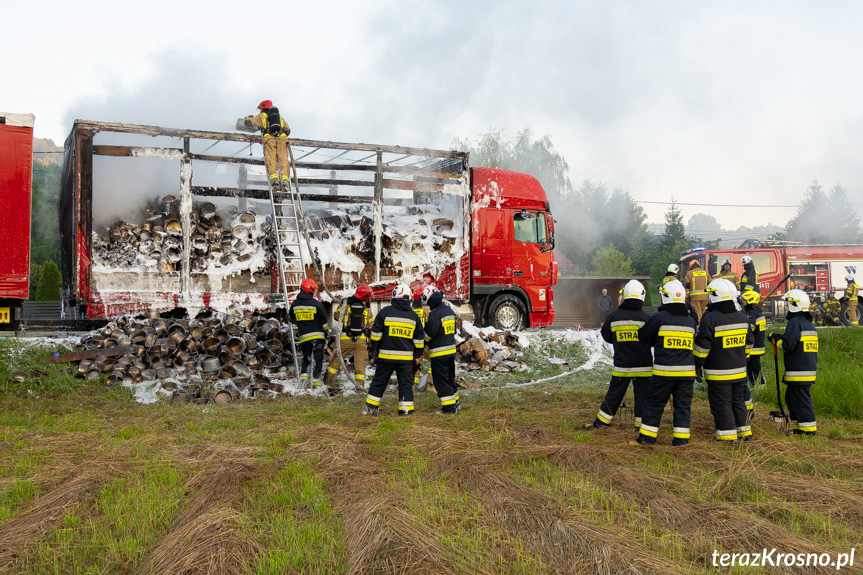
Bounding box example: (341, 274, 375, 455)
(258, 99, 273, 111)
(300, 278, 318, 293)
(355, 284, 373, 302)
(412, 287, 424, 301)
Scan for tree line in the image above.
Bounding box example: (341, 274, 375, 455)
(453, 129, 862, 287)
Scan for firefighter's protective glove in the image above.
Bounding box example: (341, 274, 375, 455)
(243, 116, 253, 127)
(695, 365, 704, 383)
(768, 333, 782, 344)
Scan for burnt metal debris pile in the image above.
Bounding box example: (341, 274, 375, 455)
(70, 311, 297, 404)
(456, 330, 525, 373)
(92, 196, 273, 274)
(54, 314, 528, 404)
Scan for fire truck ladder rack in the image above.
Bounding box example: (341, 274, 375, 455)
(267, 177, 307, 382)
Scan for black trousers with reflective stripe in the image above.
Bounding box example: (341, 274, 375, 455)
(785, 384, 816, 432)
(707, 381, 747, 437)
(300, 340, 324, 378)
(640, 377, 693, 445)
(368, 361, 415, 405)
(595, 376, 648, 425)
(430, 355, 457, 403)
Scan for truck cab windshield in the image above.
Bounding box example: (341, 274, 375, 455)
(513, 211, 549, 246)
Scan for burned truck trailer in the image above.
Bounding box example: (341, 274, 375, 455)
(59, 120, 556, 329)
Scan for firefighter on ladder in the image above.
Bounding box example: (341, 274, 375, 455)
(584, 280, 652, 431)
(684, 260, 711, 322)
(244, 99, 291, 189)
(768, 290, 819, 436)
(632, 280, 698, 447)
(844, 274, 859, 327)
(694, 279, 754, 443)
(323, 285, 374, 389)
(289, 279, 329, 387)
(364, 284, 425, 416)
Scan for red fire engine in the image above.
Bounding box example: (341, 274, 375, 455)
(680, 243, 863, 323)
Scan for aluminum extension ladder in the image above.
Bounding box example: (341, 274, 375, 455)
(267, 178, 307, 381)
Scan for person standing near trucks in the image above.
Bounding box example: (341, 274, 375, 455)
(716, 259, 740, 289)
(584, 280, 652, 431)
(768, 289, 819, 436)
(323, 285, 374, 388)
(823, 291, 842, 326)
(694, 279, 754, 442)
(243, 100, 291, 189)
(364, 284, 425, 416)
(663, 263, 680, 285)
(684, 260, 711, 322)
(411, 287, 433, 390)
(633, 280, 698, 447)
(422, 286, 461, 414)
(844, 275, 859, 327)
(597, 288, 613, 324)
(289, 278, 329, 387)
(740, 255, 758, 294)
(741, 290, 767, 394)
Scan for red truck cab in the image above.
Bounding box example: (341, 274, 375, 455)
(470, 168, 556, 330)
(0, 112, 35, 327)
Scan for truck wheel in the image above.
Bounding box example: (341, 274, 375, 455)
(841, 302, 860, 326)
(489, 294, 527, 331)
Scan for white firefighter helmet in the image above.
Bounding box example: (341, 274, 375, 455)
(740, 255, 752, 265)
(420, 285, 439, 304)
(621, 279, 646, 301)
(706, 278, 738, 304)
(667, 263, 679, 275)
(659, 279, 686, 305)
(782, 289, 810, 313)
(392, 283, 412, 300)
(846, 274, 856, 283)
(721, 259, 732, 268)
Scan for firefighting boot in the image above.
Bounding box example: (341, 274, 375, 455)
(362, 403, 379, 416)
(398, 401, 415, 416)
(311, 378, 323, 388)
(299, 373, 310, 388)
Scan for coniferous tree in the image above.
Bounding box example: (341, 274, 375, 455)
(35, 260, 61, 301)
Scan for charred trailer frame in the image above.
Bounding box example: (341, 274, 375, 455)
(59, 120, 471, 319)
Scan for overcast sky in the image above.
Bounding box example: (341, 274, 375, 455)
(4, 0, 862, 229)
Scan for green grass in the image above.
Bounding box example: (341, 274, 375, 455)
(0, 329, 861, 574)
(753, 326, 863, 419)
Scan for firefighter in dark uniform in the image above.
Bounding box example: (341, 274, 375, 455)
(741, 290, 767, 397)
(584, 280, 653, 431)
(740, 255, 758, 295)
(411, 287, 433, 389)
(323, 285, 374, 389)
(663, 263, 679, 285)
(823, 291, 841, 326)
(633, 280, 698, 446)
(289, 278, 329, 387)
(768, 289, 819, 435)
(694, 279, 754, 442)
(684, 260, 711, 322)
(716, 259, 740, 289)
(364, 284, 425, 415)
(422, 286, 460, 414)
(845, 274, 859, 327)
(243, 100, 291, 189)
